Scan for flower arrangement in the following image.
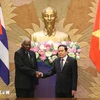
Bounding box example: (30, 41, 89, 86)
(31, 41, 81, 66)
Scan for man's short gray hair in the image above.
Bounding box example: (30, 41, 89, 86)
(22, 37, 30, 44)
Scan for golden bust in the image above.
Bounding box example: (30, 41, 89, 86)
(31, 7, 68, 42)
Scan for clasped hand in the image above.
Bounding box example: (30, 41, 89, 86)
(36, 71, 43, 78)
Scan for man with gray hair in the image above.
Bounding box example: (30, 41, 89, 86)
(14, 37, 40, 98)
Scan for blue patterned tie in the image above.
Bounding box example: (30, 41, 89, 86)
(26, 52, 30, 58)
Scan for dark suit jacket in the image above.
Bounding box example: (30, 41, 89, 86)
(14, 48, 38, 89)
(43, 55, 78, 93)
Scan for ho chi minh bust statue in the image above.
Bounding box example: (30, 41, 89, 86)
(31, 7, 68, 42)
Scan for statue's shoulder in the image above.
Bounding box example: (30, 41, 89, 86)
(31, 31, 44, 36)
(56, 31, 68, 36)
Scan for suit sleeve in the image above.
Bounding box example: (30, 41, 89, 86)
(72, 59, 78, 90)
(43, 61, 56, 78)
(14, 51, 37, 76)
(33, 52, 39, 85)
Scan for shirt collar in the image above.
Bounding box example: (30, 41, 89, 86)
(62, 55, 68, 61)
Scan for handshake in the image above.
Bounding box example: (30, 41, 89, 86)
(36, 71, 43, 78)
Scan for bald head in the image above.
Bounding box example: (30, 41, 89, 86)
(42, 7, 57, 17)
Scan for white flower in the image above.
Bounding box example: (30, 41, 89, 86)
(69, 42, 74, 47)
(52, 55, 57, 61)
(35, 42, 38, 46)
(61, 41, 67, 45)
(45, 51, 52, 57)
(47, 40, 54, 45)
(76, 56, 80, 59)
(53, 43, 59, 50)
(68, 52, 75, 58)
(35, 52, 39, 58)
(48, 57, 51, 59)
(39, 44, 46, 50)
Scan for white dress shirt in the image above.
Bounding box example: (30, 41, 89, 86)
(62, 55, 68, 66)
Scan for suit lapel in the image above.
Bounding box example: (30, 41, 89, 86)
(28, 51, 36, 67)
(27, 51, 33, 63)
(23, 50, 32, 64)
(58, 57, 66, 72)
(57, 58, 62, 72)
(20, 48, 33, 67)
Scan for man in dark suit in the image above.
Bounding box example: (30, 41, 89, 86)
(14, 38, 40, 98)
(39, 44, 78, 98)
